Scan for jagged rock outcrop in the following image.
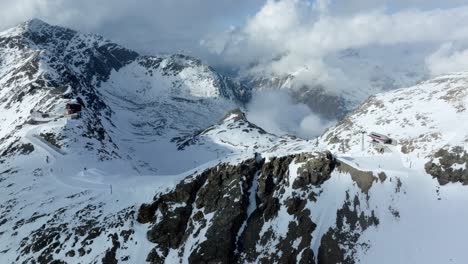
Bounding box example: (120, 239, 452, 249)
(293, 152, 337, 189)
(318, 191, 379, 264)
(425, 147, 468, 185)
(138, 151, 338, 263)
(139, 158, 260, 263)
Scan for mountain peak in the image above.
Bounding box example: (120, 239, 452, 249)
(23, 18, 50, 28)
(221, 108, 247, 122)
(15, 18, 54, 35)
(0, 18, 75, 41)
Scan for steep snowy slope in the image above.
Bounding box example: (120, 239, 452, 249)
(305, 72, 468, 263)
(138, 73, 468, 264)
(320, 72, 468, 183)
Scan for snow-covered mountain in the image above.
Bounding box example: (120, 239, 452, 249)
(137, 72, 468, 264)
(0, 19, 258, 263)
(320, 71, 468, 182)
(0, 19, 251, 174)
(1, 19, 468, 264)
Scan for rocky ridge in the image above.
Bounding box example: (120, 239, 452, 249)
(137, 151, 392, 263)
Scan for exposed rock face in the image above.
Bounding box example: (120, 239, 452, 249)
(0, 19, 139, 112)
(140, 158, 260, 263)
(318, 192, 379, 264)
(425, 147, 468, 185)
(138, 152, 338, 263)
(293, 152, 337, 189)
(9, 196, 137, 264)
(336, 161, 377, 194)
(293, 86, 348, 120)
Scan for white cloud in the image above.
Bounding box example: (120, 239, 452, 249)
(205, 1, 468, 69)
(246, 90, 335, 138)
(0, 0, 262, 55)
(316, 0, 468, 15)
(203, 0, 468, 94)
(426, 43, 468, 76)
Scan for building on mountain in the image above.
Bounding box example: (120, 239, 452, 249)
(368, 132, 397, 153)
(65, 96, 85, 117)
(368, 132, 396, 145)
(66, 102, 82, 115)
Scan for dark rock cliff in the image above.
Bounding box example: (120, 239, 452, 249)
(425, 147, 468, 185)
(138, 152, 338, 263)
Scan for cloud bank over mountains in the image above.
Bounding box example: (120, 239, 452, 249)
(206, 0, 468, 136)
(426, 43, 468, 76)
(2, 0, 468, 78)
(246, 90, 335, 138)
(203, 0, 468, 80)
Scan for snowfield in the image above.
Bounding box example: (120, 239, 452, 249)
(320, 72, 468, 162)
